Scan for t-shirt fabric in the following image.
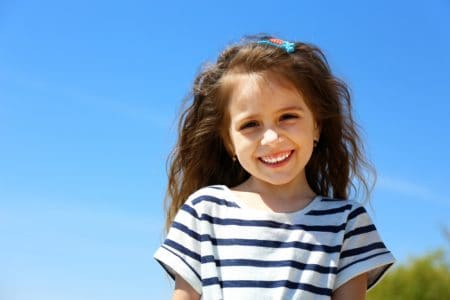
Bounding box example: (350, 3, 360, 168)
(154, 185, 395, 299)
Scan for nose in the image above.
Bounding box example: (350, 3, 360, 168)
(261, 128, 279, 145)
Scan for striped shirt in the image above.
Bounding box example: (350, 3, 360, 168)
(154, 185, 395, 299)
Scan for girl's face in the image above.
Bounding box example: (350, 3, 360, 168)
(226, 72, 320, 188)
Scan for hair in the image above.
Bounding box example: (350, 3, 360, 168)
(164, 35, 375, 230)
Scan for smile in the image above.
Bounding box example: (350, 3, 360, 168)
(259, 150, 294, 165)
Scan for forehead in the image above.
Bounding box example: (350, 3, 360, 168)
(224, 72, 305, 115)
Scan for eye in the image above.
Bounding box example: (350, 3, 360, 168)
(279, 113, 299, 121)
(239, 120, 259, 130)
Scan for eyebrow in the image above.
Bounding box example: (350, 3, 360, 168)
(278, 105, 305, 112)
(234, 106, 305, 123)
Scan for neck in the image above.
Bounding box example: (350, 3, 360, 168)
(237, 173, 316, 211)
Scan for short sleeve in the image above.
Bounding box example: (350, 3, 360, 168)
(154, 200, 203, 294)
(334, 204, 395, 290)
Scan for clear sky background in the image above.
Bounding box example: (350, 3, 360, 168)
(1, 0, 449, 299)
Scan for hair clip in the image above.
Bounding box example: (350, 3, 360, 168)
(257, 38, 296, 53)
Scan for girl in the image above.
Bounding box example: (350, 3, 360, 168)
(154, 36, 395, 299)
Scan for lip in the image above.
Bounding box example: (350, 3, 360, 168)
(258, 150, 294, 167)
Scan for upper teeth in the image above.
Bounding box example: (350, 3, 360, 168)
(261, 151, 291, 164)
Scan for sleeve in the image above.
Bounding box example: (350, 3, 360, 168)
(154, 200, 203, 294)
(334, 204, 395, 291)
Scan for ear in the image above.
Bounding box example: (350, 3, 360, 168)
(313, 121, 321, 141)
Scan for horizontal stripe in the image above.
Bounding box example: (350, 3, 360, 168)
(338, 250, 392, 273)
(202, 278, 332, 296)
(172, 221, 205, 241)
(344, 224, 376, 240)
(181, 205, 346, 233)
(181, 204, 199, 218)
(340, 242, 386, 258)
(213, 258, 338, 274)
(172, 221, 341, 252)
(160, 245, 201, 280)
(321, 198, 345, 202)
(203, 276, 220, 286)
(164, 239, 201, 262)
(347, 206, 366, 221)
(211, 238, 341, 252)
(306, 204, 352, 216)
(209, 185, 225, 190)
(192, 195, 240, 208)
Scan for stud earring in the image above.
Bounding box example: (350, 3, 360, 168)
(313, 139, 319, 148)
(232, 155, 237, 162)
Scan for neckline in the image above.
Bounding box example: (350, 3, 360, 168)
(219, 185, 322, 218)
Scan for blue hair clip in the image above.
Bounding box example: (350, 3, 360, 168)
(257, 38, 296, 54)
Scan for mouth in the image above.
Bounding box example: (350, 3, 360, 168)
(259, 150, 294, 166)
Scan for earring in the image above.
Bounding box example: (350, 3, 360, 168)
(232, 155, 237, 162)
(313, 139, 319, 148)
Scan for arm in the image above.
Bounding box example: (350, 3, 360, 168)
(332, 272, 367, 300)
(172, 274, 201, 300)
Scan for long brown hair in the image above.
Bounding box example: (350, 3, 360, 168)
(164, 35, 375, 230)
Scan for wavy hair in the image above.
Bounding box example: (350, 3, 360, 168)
(164, 36, 375, 230)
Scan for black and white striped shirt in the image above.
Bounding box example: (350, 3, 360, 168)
(155, 185, 394, 299)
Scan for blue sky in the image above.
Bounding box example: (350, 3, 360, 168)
(1, 0, 449, 299)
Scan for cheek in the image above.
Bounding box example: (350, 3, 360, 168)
(227, 128, 244, 156)
(231, 134, 254, 155)
(230, 133, 242, 151)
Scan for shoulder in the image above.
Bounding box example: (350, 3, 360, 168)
(306, 197, 364, 219)
(330, 198, 395, 290)
(187, 185, 228, 200)
(184, 185, 241, 212)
